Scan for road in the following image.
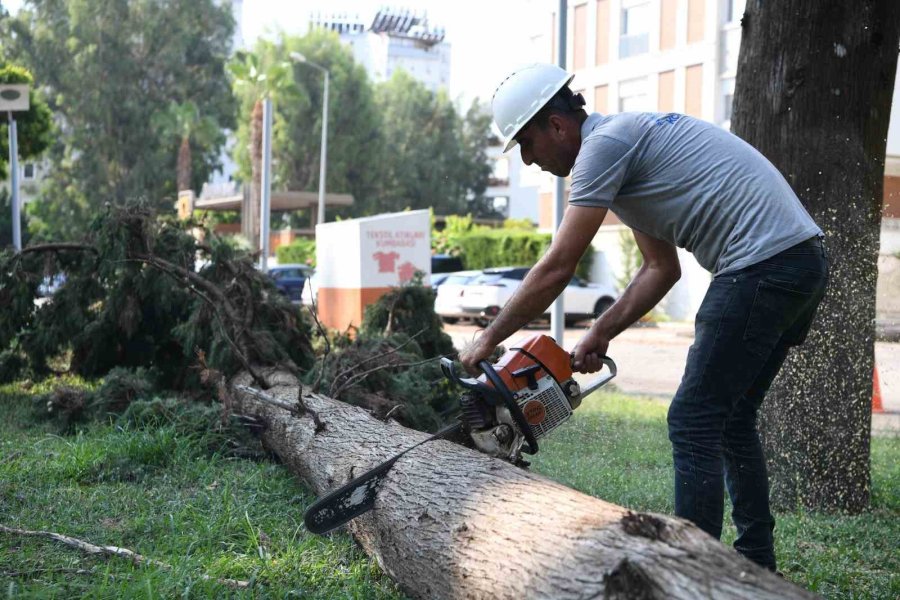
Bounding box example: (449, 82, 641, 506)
(443, 321, 900, 435)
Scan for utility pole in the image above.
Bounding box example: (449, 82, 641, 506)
(550, 0, 567, 344)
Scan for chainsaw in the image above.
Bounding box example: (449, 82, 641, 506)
(303, 334, 617, 534)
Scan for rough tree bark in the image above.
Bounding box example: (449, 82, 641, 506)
(176, 135, 192, 194)
(230, 370, 818, 600)
(731, 1, 900, 511)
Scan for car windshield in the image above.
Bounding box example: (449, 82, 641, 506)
(471, 274, 504, 285)
(444, 275, 473, 285)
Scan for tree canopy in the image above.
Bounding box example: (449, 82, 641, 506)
(374, 70, 494, 216)
(232, 30, 496, 221)
(1, 0, 236, 240)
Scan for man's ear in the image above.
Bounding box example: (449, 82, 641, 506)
(547, 113, 568, 139)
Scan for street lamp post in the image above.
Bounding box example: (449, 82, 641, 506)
(291, 53, 329, 225)
(259, 96, 273, 272)
(1, 84, 30, 252)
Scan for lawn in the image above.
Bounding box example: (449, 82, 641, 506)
(1, 380, 897, 599)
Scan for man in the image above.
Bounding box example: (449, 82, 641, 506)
(459, 64, 828, 572)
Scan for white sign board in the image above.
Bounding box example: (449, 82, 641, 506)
(0, 85, 30, 112)
(316, 210, 432, 288)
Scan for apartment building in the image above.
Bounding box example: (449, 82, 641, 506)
(310, 8, 451, 93)
(486, 0, 900, 319)
(530, 0, 744, 230)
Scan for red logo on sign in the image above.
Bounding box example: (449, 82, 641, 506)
(372, 251, 399, 273)
(398, 261, 417, 283)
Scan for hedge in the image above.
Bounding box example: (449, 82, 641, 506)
(276, 238, 316, 266)
(456, 230, 593, 280)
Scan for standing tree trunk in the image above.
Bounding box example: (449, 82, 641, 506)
(247, 99, 263, 252)
(176, 135, 191, 194)
(229, 371, 818, 600)
(731, 1, 900, 511)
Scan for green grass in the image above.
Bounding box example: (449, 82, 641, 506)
(0, 381, 404, 599)
(1, 382, 897, 598)
(530, 394, 900, 600)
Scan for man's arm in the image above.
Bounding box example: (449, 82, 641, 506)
(459, 205, 608, 374)
(571, 229, 681, 372)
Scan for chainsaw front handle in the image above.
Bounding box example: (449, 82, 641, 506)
(577, 356, 618, 398)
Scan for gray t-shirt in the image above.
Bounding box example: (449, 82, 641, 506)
(568, 112, 822, 275)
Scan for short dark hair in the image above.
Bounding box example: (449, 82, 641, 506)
(529, 86, 587, 129)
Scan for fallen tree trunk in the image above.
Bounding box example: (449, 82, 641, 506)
(231, 370, 818, 600)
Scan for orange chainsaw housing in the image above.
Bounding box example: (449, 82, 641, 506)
(486, 334, 573, 392)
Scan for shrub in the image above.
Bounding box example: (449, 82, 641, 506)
(310, 281, 458, 433)
(456, 229, 593, 280)
(276, 238, 316, 266)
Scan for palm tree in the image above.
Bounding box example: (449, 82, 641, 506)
(226, 51, 296, 251)
(152, 101, 219, 194)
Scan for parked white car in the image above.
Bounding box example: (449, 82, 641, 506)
(300, 271, 318, 307)
(457, 267, 617, 325)
(434, 270, 483, 323)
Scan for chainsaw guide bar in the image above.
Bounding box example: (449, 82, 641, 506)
(303, 422, 462, 534)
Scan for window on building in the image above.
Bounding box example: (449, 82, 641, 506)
(721, 77, 736, 125)
(23, 163, 35, 180)
(618, 77, 650, 112)
(596, 0, 610, 65)
(594, 85, 609, 114)
(490, 158, 509, 186)
(620, 1, 650, 59)
(685, 64, 704, 117)
(720, 26, 741, 74)
(574, 3, 588, 70)
(687, 0, 706, 43)
(725, 0, 746, 23)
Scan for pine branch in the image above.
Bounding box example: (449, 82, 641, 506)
(331, 354, 447, 401)
(18, 243, 99, 255)
(328, 327, 428, 397)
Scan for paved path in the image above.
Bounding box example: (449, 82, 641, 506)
(444, 322, 900, 436)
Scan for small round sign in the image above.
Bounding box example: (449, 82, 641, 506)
(522, 400, 546, 425)
(0, 90, 22, 100)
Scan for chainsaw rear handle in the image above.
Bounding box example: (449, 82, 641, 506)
(440, 357, 539, 454)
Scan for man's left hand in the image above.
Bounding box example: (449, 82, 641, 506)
(458, 338, 496, 377)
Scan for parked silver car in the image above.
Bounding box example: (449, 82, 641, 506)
(433, 270, 483, 324)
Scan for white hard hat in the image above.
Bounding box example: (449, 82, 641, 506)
(492, 64, 575, 152)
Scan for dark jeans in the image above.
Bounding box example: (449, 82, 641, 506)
(667, 237, 828, 571)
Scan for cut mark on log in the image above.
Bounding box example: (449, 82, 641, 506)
(620, 511, 669, 542)
(603, 558, 662, 600)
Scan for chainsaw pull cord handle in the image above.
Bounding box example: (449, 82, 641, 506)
(477, 359, 539, 455)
